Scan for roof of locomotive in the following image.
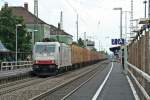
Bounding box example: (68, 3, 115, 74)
(34, 42, 69, 47)
(35, 42, 60, 45)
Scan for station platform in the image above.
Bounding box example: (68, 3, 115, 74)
(97, 62, 135, 100)
(64, 61, 135, 100)
(0, 68, 32, 79)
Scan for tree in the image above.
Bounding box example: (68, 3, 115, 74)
(78, 38, 85, 47)
(0, 7, 31, 52)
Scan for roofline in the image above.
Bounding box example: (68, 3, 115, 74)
(50, 25, 73, 36)
(4, 6, 72, 36)
(51, 34, 73, 37)
(9, 6, 50, 25)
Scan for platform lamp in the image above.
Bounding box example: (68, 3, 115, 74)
(16, 24, 22, 62)
(113, 7, 123, 39)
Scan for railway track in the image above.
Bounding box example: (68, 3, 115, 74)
(0, 61, 108, 100)
(0, 77, 50, 95)
(0, 77, 36, 90)
(0, 71, 70, 96)
(30, 62, 109, 100)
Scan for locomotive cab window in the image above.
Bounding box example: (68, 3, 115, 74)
(35, 45, 56, 54)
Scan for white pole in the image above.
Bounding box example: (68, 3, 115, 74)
(130, 0, 133, 38)
(15, 24, 22, 62)
(32, 31, 34, 46)
(125, 11, 127, 35)
(99, 40, 101, 51)
(113, 8, 123, 39)
(84, 32, 86, 47)
(32, 29, 38, 46)
(77, 14, 79, 42)
(16, 26, 18, 62)
(120, 8, 123, 39)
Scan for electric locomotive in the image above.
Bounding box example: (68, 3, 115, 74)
(32, 42, 71, 76)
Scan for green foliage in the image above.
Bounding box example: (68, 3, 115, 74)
(78, 38, 85, 47)
(91, 48, 97, 51)
(0, 7, 31, 52)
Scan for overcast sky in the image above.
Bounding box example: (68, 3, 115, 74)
(0, 0, 145, 52)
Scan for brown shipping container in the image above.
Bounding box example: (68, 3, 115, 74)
(70, 44, 105, 65)
(70, 44, 83, 65)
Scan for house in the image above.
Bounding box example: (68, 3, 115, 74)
(2, 3, 73, 45)
(5, 3, 50, 43)
(50, 24, 73, 44)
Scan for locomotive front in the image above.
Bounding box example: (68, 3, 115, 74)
(32, 42, 59, 76)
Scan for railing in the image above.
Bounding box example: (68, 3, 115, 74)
(0, 61, 33, 71)
(127, 61, 150, 100)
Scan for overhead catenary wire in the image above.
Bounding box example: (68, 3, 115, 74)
(64, 0, 89, 26)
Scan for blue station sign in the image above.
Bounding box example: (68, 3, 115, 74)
(111, 38, 125, 45)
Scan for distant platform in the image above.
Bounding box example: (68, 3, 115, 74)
(0, 68, 32, 79)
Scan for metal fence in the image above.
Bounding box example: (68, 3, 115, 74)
(0, 61, 33, 71)
(127, 31, 150, 100)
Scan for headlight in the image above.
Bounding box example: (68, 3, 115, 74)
(51, 60, 55, 64)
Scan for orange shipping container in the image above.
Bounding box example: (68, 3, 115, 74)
(70, 44, 83, 65)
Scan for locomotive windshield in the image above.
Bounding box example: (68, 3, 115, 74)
(35, 44, 55, 54)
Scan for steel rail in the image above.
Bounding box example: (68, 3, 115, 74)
(61, 64, 108, 100)
(0, 77, 36, 89)
(0, 71, 73, 96)
(29, 63, 105, 100)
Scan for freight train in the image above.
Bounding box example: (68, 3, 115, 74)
(32, 42, 105, 76)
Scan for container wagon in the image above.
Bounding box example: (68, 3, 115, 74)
(32, 42, 105, 76)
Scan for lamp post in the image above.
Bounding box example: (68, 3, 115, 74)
(123, 11, 131, 34)
(32, 29, 38, 45)
(104, 36, 110, 52)
(16, 24, 22, 62)
(143, 0, 147, 18)
(84, 32, 87, 47)
(123, 11, 131, 41)
(113, 8, 124, 70)
(113, 7, 123, 39)
(77, 14, 79, 42)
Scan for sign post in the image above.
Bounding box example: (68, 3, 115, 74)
(111, 38, 126, 71)
(124, 46, 128, 74)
